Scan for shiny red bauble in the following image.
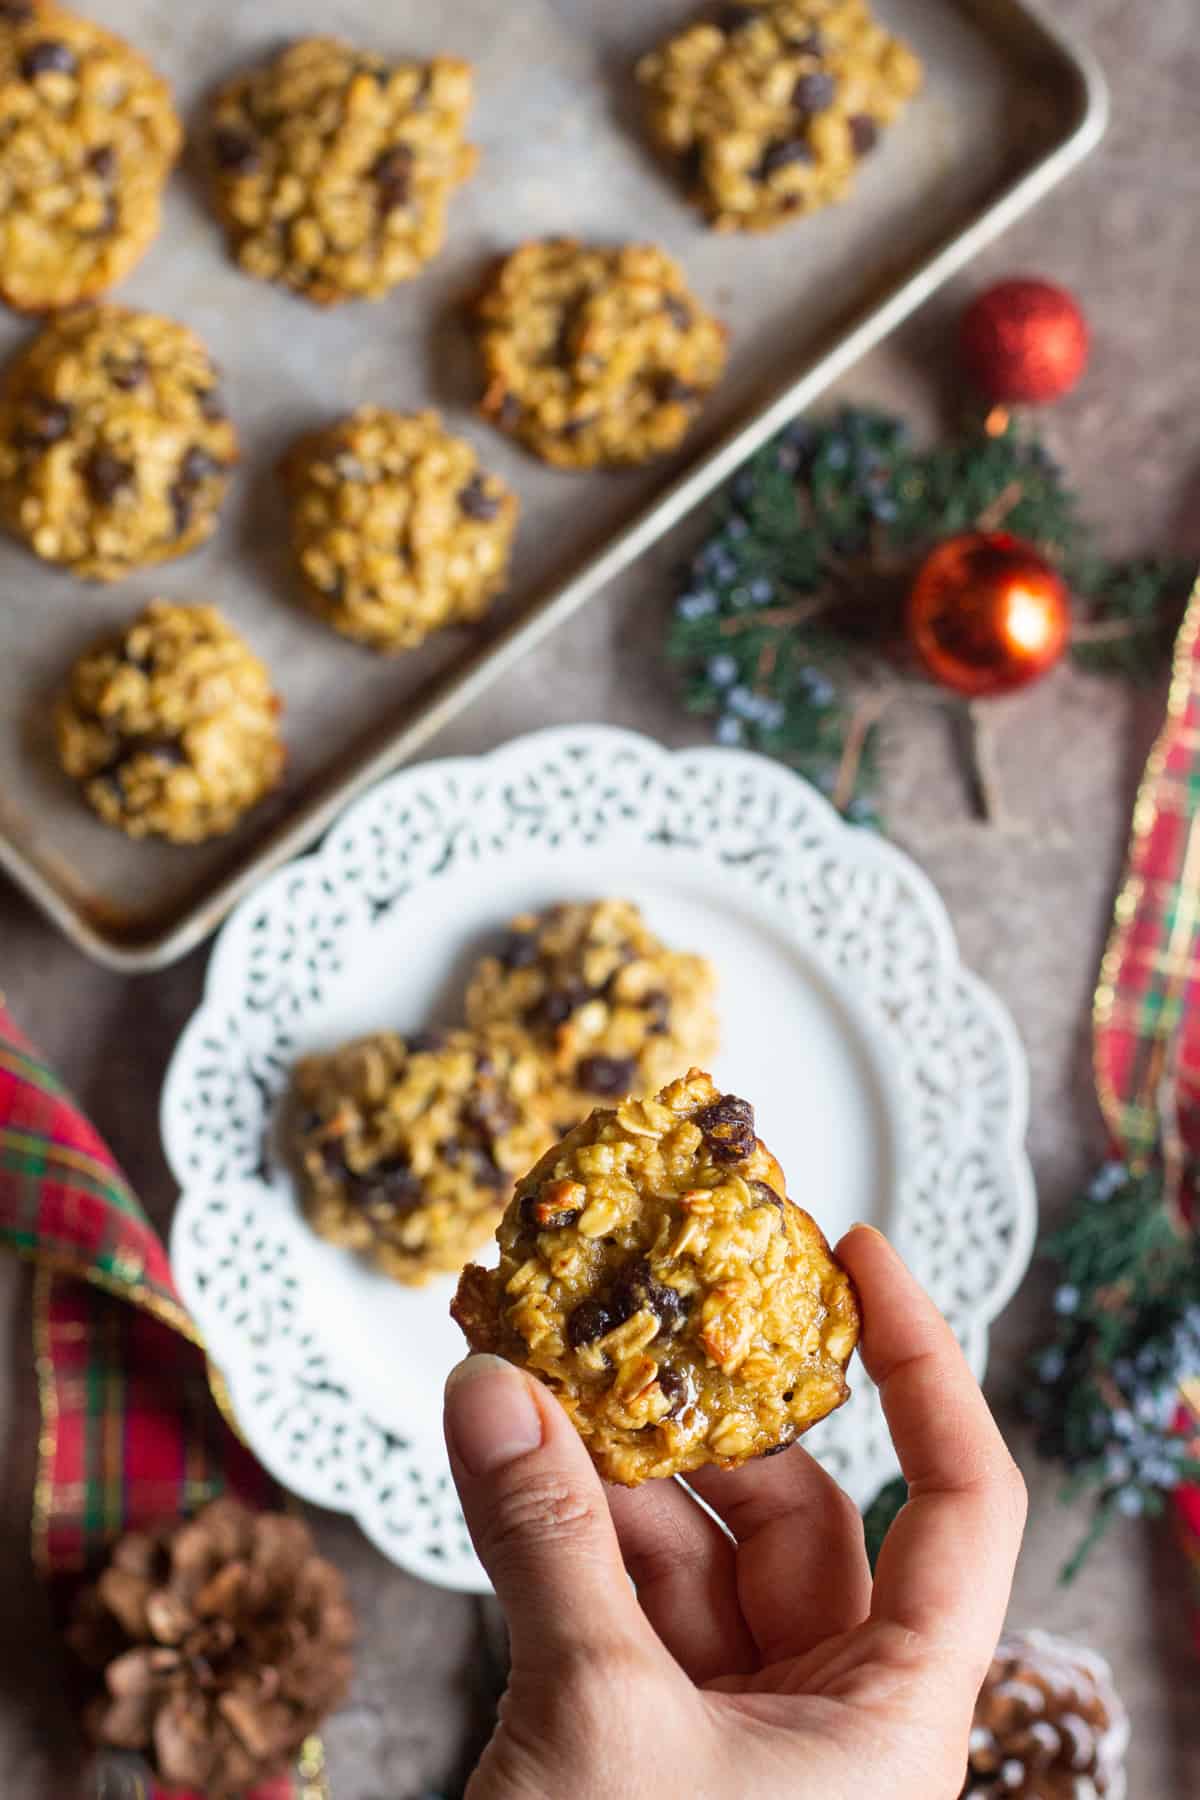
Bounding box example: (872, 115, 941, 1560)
(907, 532, 1072, 698)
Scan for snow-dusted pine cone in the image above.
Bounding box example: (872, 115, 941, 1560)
(962, 1629, 1129, 1799)
(68, 1498, 353, 1797)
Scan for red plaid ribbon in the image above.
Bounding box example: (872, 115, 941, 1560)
(1093, 575, 1200, 1652)
(0, 1004, 292, 1798)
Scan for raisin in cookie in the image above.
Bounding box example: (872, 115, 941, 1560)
(475, 239, 728, 469)
(466, 900, 719, 1130)
(281, 407, 518, 652)
(453, 1069, 859, 1484)
(291, 1028, 552, 1285)
(0, 305, 238, 580)
(637, 0, 922, 232)
(0, 0, 182, 311)
(55, 600, 284, 843)
(208, 37, 477, 305)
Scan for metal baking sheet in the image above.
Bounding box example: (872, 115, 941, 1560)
(0, 0, 1106, 971)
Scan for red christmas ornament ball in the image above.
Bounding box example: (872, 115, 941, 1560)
(907, 532, 1071, 698)
(959, 278, 1090, 406)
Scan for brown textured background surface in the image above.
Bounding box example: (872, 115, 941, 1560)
(2, 0, 1200, 1792)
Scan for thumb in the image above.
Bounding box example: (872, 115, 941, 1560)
(444, 1354, 653, 1675)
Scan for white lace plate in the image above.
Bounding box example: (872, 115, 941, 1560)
(162, 725, 1035, 1591)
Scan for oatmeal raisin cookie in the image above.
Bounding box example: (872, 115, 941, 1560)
(465, 900, 719, 1129)
(281, 407, 518, 652)
(0, 0, 181, 310)
(292, 1027, 553, 1285)
(452, 1069, 859, 1484)
(0, 304, 238, 580)
(208, 36, 477, 304)
(55, 599, 284, 843)
(637, 0, 922, 232)
(475, 239, 727, 468)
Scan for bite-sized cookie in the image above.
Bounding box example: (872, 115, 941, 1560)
(0, 0, 182, 311)
(208, 37, 477, 305)
(636, 0, 922, 232)
(291, 1027, 553, 1285)
(452, 1069, 859, 1485)
(0, 305, 238, 580)
(465, 899, 719, 1129)
(475, 239, 728, 468)
(55, 599, 284, 843)
(281, 407, 518, 653)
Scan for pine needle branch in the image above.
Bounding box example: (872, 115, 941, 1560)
(667, 407, 1189, 825)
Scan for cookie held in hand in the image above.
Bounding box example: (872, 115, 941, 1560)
(452, 1068, 859, 1485)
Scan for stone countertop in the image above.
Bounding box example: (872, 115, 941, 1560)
(2, 0, 1200, 1792)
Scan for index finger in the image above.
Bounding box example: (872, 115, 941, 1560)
(837, 1226, 1026, 1684)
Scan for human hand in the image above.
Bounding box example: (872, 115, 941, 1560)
(443, 1225, 1026, 1800)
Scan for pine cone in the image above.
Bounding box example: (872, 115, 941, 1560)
(68, 1498, 353, 1797)
(961, 1629, 1129, 1799)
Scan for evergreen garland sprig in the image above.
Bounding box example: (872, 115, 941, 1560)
(863, 1476, 908, 1570)
(667, 408, 1192, 823)
(1028, 1160, 1200, 1580)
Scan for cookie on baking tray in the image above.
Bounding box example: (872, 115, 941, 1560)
(55, 599, 284, 843)
(281, 406, 518, 652)
(0, 304, 238, 580)
(0, 0, 181, 311)
(208, 35, 477, 305)
(474, 238, 728, 469)
(637, 0, 922, 232)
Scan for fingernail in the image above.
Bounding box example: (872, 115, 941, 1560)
(848, 1222, 888, 1239)
(445, 1354, 544, 1477)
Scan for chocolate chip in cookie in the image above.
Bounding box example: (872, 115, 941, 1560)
(20, 39, 77, 80)
(793, 71, 836, 114)
(458, 473, 501, 520)
(85, 449, 135, 505)
(212, 127, 260, 173)
(757, 137, 814, 180)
